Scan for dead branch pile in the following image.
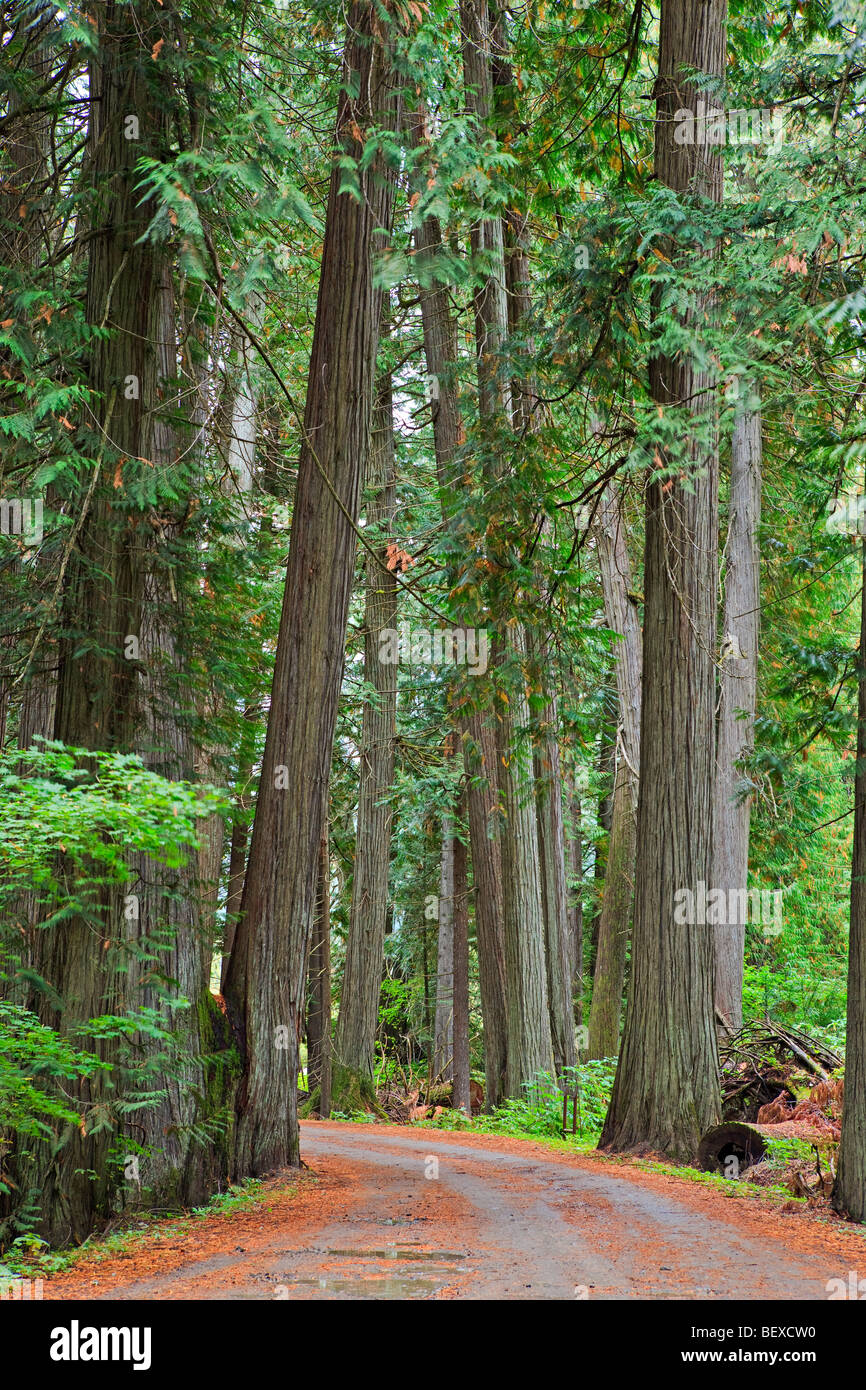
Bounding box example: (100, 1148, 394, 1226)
(376, 1076, 484, 1123)
(720, 1020, 842, 1124)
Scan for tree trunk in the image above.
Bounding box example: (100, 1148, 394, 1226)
(714, 386, 762, 1033)
(461, 0, 552, 1096)
(532, 661, 576, 1075)
(333, 373, 398, 1110)
(452, 798, 471, 1113)
(432, 817, 455, 1083)
(307, 830, 333, 1119)
(832, 525, 866, 1220)
(498, 627, 555, 1094)
(409, 104, 508, 1107)
(200, 301, 263, 954)
(33, 0, 176, 1242)
(587, 487, 642, 1060)
(463, 713, 508, 1106)
(590, 714, 615, 964)
(125, 260, 231, 1212)
(221, 707, 257, 990)
(0, 5, 55, 759)
(566, 764, 584, 1026)
(0, 4, 51, 268)
(504, 193, 573, 1080)
(600, 0, 724, 1160)
(223, 6, 398, 1176)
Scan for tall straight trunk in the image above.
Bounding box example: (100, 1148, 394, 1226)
(221, 707, 257, 990)
(505, 198, 573, 1079)
(600, 0, 724, 1160)
(409, 104, 508, 1107)
(0, 7, 51, 268)
(587, 487, 642, 1060)
(223, 7, 398, 1176)
(567, 763, 584, 1025)
(126, 260, 231, 1209)
(432, 817, 455, 1082)
(224, 298, 262, 498)
(832, 529, 866, 1222)
(307, 830, 333, 1118)
(587, 763, 634, 1060)
(463, 714, 508, 1105)
(452, 798, 471, 1112)
(0, 6, 55, 757)
(714, 386, 762, 1033)
(0, 16, 57, 983)
(461, 0, 552, 1096)
(333, 373, 398, 1109)
(590, 714, 615, 963)
(199, 304, 263, 948)
(532, 657, 576, 1075)
(32, 0, 176, 1242)
(498, 625, 554, 1093)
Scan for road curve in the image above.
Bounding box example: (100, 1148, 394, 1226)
(41, 1121, 866, 1300)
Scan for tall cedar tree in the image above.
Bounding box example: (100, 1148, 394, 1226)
(409, 103, 510, 1107)
(833, 527, 866, 1222)
(713, 387, 762, 1032)
(600, 0, 724, 1158)
(333, 372, 398, 1111)
(33, 0, 197, 1242)
(223, 4, 400, 1175)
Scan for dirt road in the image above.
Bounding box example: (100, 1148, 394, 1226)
(43, 1121, 866, 1300)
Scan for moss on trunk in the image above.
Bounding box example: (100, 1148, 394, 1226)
(330, 1063, 387, 1118)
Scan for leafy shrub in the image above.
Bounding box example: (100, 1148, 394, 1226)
(0, 741, 227, 1242)
(428, 1059, 618, 1142)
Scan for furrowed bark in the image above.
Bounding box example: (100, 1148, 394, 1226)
(505, 200, 574, 1078)
(409, 104, 508, 1107)
(126, 261, 233, 1212)
(532, 654, 576, 1075)
(31, 0, 178, 1242)
(600, 0, 723, 1160)
(306, 830, 333, 1119)
(714, 386, 762, 1033)
(333, 372, 398, 1111)
(587, 487, 642, 1060)
(452, 795, 471, 1113)
(566, 761, 585, 1024)
(461, 0, 553, 1096)
(432, 816, 455, 1083)
(832, 521, 866, 1222)
(223, 6, 398, 1176)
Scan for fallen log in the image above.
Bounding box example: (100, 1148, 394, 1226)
(698, 1120, 837, 1174)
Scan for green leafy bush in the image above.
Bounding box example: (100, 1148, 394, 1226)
(0, 741, 228, 1241)
(427, 1060, 618, 1142)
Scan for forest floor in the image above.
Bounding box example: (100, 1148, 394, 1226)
(41, 1121, 866, 1300)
